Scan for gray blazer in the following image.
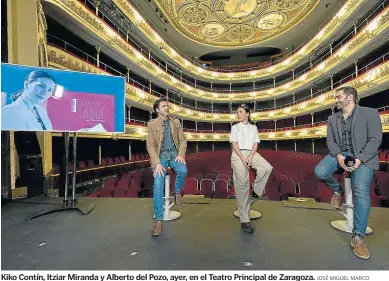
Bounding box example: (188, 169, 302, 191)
(326, 106, 382, 170)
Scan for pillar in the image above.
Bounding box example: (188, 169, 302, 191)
(275, 141, 278, 151)
(293, 117, 296, 127)
(229, 83, 232, 93)
(253, 81, 256, 91)
(311, 113, 314, 125)
(294, 140, 297, 152)
(292, 69, 295, 80)
(310, 87, 313, 98)
(95, 0, 101, 15)
(330, 42, 333, 55)
(128, 142, 132, 161)
(211, 122, 214, 132)
(149, 79, 152, 94)
(180, 96, 183, 106)
(354, 60, 358, 77)
(96, 46, 100, 67)
(195, 121, 198, 131)
(330, 74, 333, 90)
(273, 77, 276, 87)
(194, 78, 197, 88)
(8, 0, 53, 177)
(98, 144, 102, 165)
(211, 102, 214, 113)
(196, 142, 199, 153)
(195, 99, 197, 110)
(166, 88, 169, 99)
(312, 139, 315, 154)
(212, 142, 215, 152)
(274, 99, 276, 109)
(126, 66, 131, 83)
(274, 120, 277, 129)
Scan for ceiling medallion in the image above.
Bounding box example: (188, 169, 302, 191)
(274, 0, 307, 10)
(157, 0, 319, 47)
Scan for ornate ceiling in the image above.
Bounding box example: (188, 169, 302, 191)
(154, 0, 320, 47)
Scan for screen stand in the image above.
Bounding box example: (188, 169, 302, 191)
(25, 133, 94, 220)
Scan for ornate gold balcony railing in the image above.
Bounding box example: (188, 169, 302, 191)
(51, 111, 389, 141)
(45, 0, 389, 102)
(48, 45, 389, 123)
(112, 0, 363, 80)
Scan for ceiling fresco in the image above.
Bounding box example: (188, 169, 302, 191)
(154, 0, 320, 47)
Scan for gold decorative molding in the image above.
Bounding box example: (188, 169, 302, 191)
(48, 45, 389, 123)
(52, 112, 389, 141)
(45, 0, 389, 102)
(151, 0, 318, 47)
(37, 0, 48, 67)
(112, 0, 363, 81)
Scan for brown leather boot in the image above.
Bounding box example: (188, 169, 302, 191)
(351, 235, 370, 260)
(151, 220, 162, 236)
(330, 192, 342, 209)
(174, 192, 183, 207)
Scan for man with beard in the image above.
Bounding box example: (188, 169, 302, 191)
(314, 86, 382, 260)
(146, 97, 187, 236)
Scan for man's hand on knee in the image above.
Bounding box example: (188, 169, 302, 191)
(175, 155, 186, 164)
(153, 164, 166, 177)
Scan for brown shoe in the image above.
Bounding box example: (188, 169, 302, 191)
(330, 192, 342, 209)
(151, 220, 162, 236)
(174, 192, 183, 207)
(351, 235, 370, 260)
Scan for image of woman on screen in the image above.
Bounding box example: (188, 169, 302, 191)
(1, 70, 56, 131)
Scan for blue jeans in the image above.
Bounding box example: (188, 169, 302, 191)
(153, 158, 187, 220)
(314, 153, 374, 237)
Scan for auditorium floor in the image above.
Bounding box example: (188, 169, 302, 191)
(2, 198, 389, 270)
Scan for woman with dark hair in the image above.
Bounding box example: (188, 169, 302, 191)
(230, 104, 273, 233)
(1, 70, 56, 131)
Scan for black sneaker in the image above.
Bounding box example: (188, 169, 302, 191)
(241, 222, 254, 233)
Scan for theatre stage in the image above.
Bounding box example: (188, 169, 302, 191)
(1, 198, 389, 270)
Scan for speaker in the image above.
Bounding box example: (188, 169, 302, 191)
(18, 155, 44, 197)
(14, 132, 44, 197)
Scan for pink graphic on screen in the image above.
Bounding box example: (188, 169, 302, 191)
(47, 91, 115, 132)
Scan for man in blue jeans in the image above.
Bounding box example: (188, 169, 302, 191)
(314, 86, 382, 260)
(146, 97, 187, 236)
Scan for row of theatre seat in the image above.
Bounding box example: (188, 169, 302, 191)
(87, 150, 389, 207)
(379, 149, 389, 171)
(52, 153, 150, 173)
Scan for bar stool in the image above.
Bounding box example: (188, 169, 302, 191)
(153, 167, 181, 221)
(331, 156, 372, 234)
(233, 170, 262, 220)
